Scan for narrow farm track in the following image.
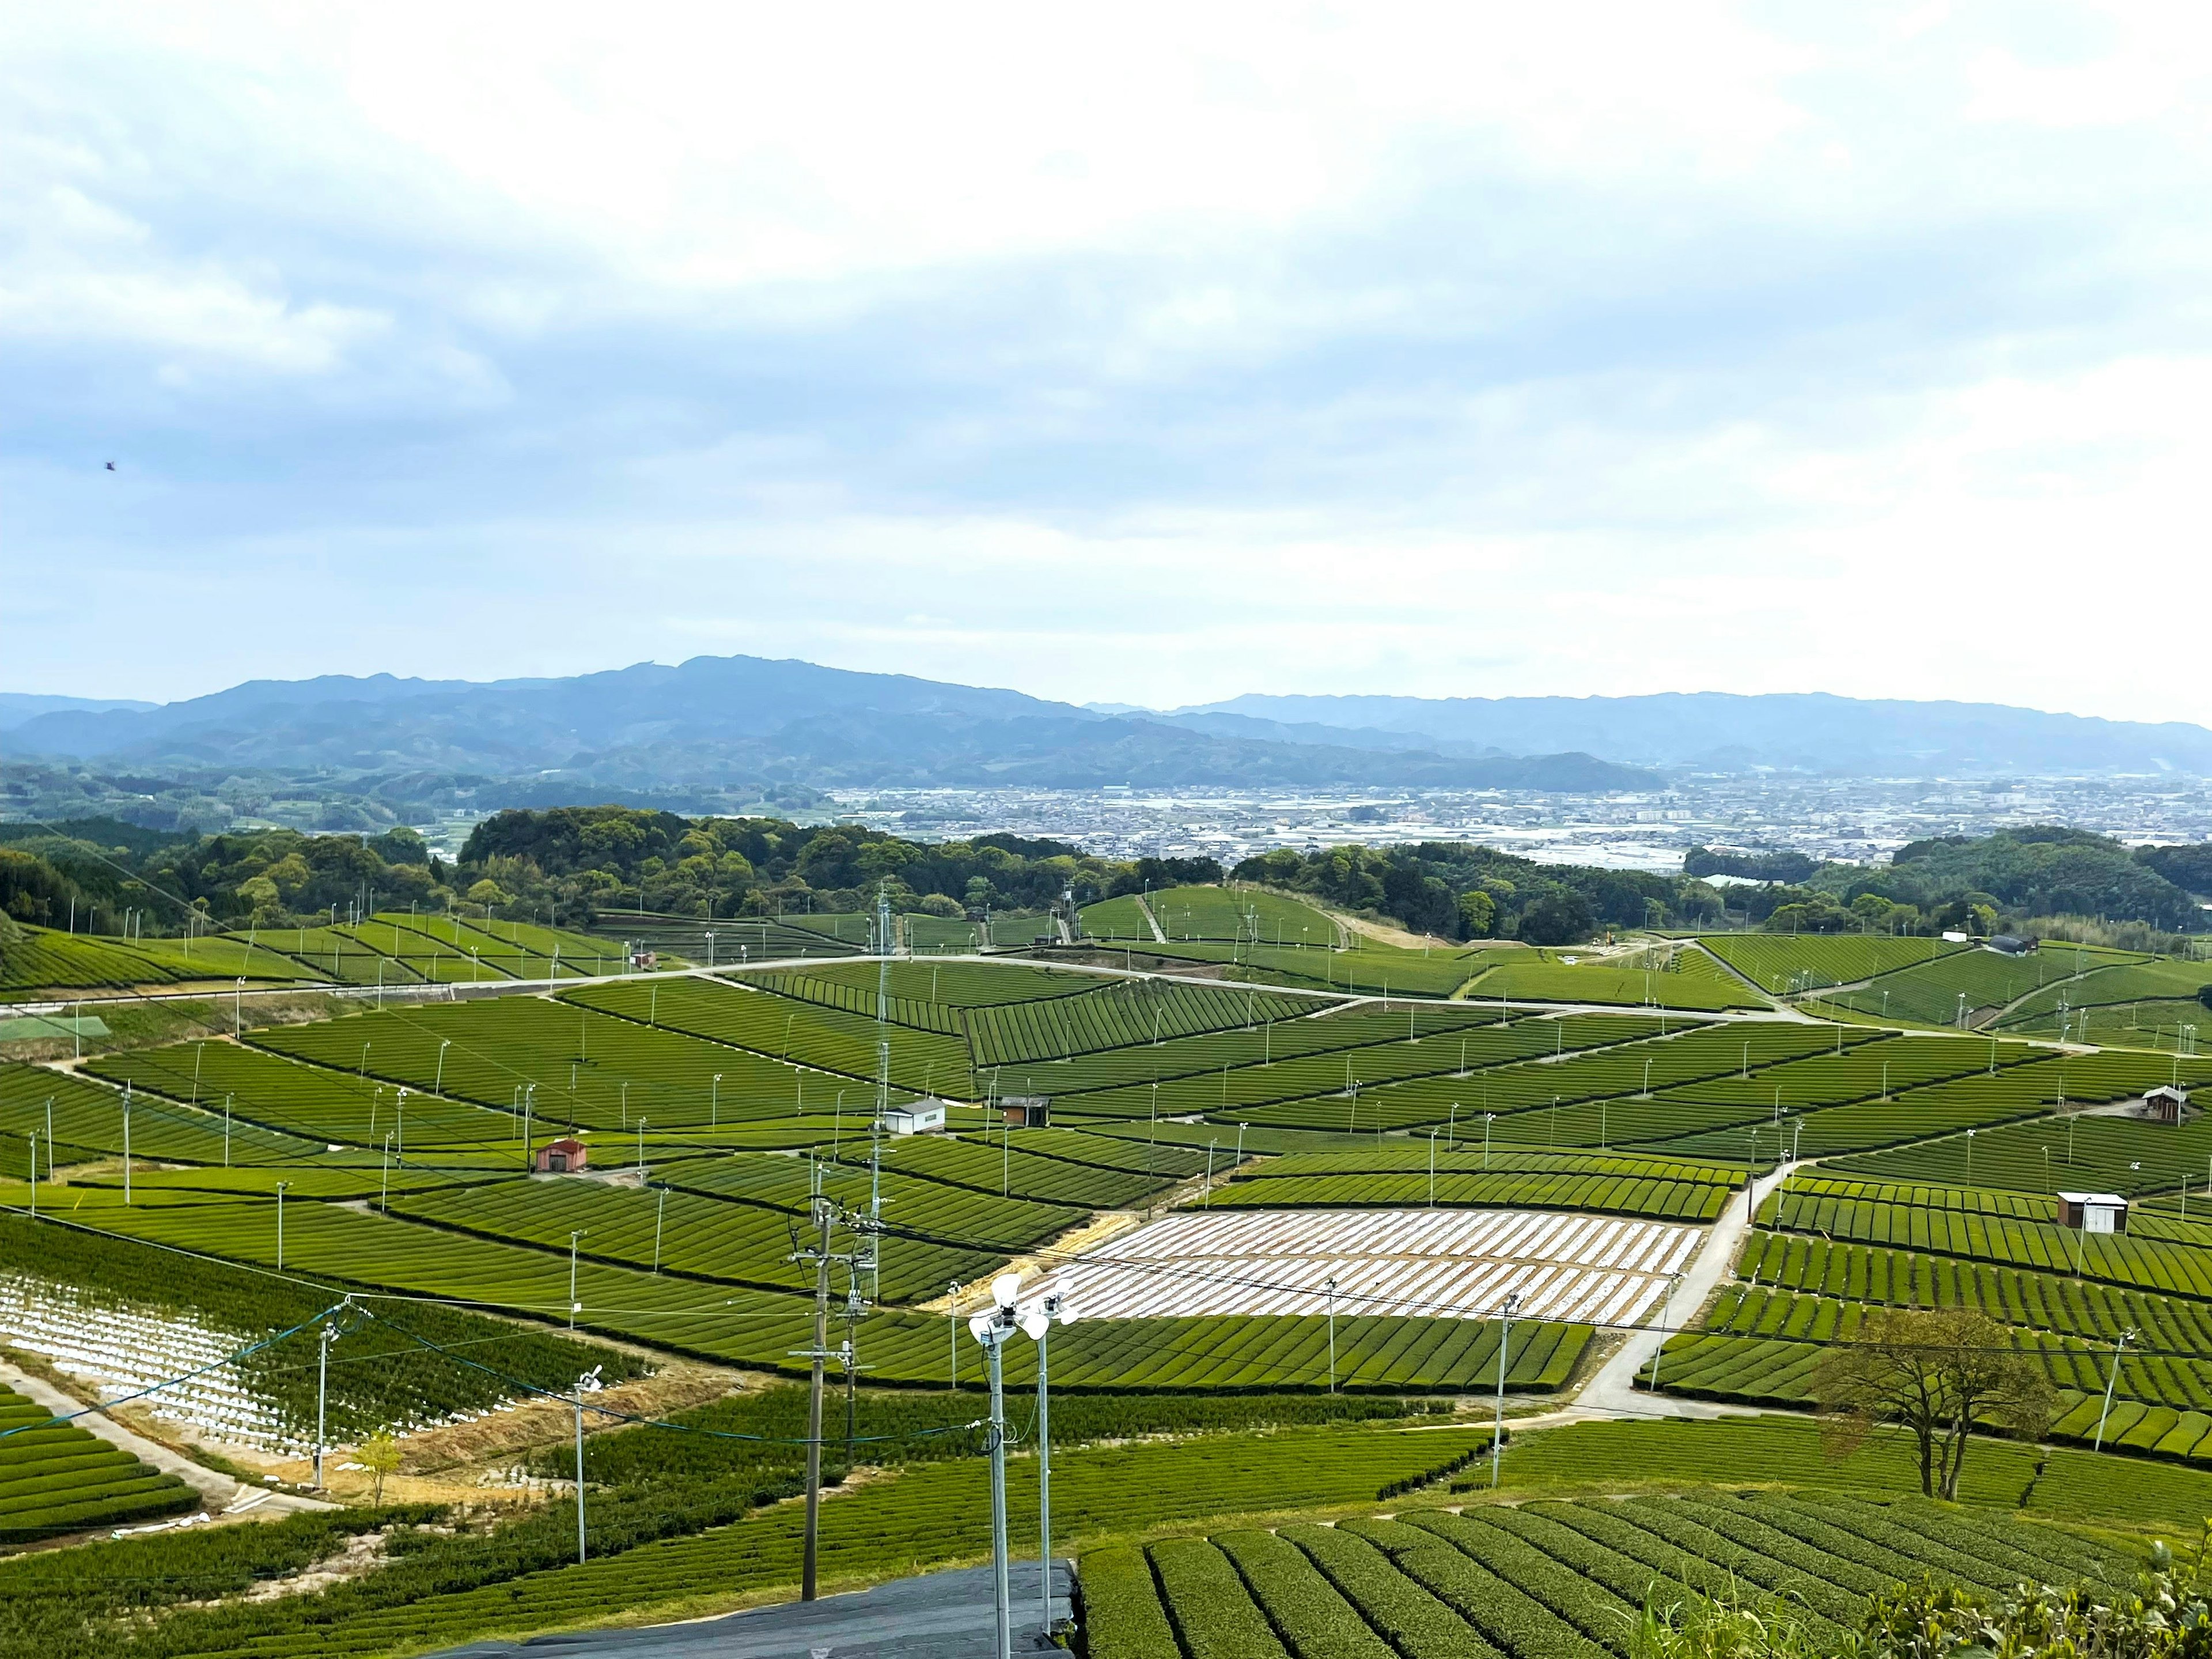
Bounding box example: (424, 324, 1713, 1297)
(0, 1358, 333, 1524)
(1574, 1159, 1801, 1419)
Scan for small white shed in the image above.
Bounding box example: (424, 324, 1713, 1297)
(879, 1100, 948, 1136)
(2058, 1191, 2128, 1234)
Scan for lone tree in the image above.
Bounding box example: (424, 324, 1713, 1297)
(1812, 1307, 2056, 1499)
(359, 1430, 402, 1505)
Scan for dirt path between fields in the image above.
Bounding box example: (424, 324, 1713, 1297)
(0, 1358, 334, 1524)
(1572, 1159, 1800, 1419)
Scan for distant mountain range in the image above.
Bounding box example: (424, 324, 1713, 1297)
(0, 692, 156, 730)
(6, 657, 2207, 791)
(0, 658, 1649, 793)
(1175, 691, 2212, 776)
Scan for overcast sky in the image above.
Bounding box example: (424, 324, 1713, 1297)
(6, 3, 2211, 720)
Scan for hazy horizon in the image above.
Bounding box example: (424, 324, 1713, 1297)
(8, 6, 2212, 728)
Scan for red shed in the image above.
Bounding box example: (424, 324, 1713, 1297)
(535, 1137, 589, 1174)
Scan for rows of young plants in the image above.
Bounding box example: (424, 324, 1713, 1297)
(975, 999, 1514, 1104)
(1710, 1245, 2212, 1393)
(1242, 1018, 1829, 1139)
(1057, 1013, 1663, 1128)
(106, 1422, 1497, 1659)
(1822, 947, 2080, 1027)
(0, 1060, 318, 1168)
(1759, 1185, 2212, 1296)
(249, 993, 881, 1134)
(1089, 1487, 2126, 1659)
(652, 1147, 1087, 1249)
(1116, 935, 1489, 998)
(0, 926, 324, 994)
(816, 1130, 1179, 1209)
(1213, 1162, 1737, 1221)
(387, 1170, 1025, 1304)
(966, 977, 1336, 1067)
(1825, 1065, 2212, 1190)
(0, 1382, 197, 1544)
(719, 968, 967, 1034)
(1465, 947, 1763, 1012)
(1699, 933, 1966, 993)
(1995, 953, 2206, 1027)
(569, 975, 976, 1097)
(0, 1212, 643, 1446)
(90, 1040, 512, 1150)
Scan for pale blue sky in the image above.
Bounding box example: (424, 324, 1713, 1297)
(6, 3, 2211, 720)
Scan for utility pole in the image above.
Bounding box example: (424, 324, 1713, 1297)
(1034, 1292, 1061, 1640)
(789, 1195, 857, 1601)
(877, 882, 893, 1026)
(1646, 1273, 1681, 1392)
(2093, 1328, 2138, 1451)
(1324, 1275, 1338, 1393)
(314, 1312, 346, 1488)
(572, 1365, 603, 1563)
(1491, 1290, 1521, 1488)
(968, 1276, 1023, 1659)
(948, 1280, 964, 1389)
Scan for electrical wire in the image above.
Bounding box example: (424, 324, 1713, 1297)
(0, 1301, 347, 1442)
(5, 1184, 2195, 1373)
(350, 1303, 991, 1449)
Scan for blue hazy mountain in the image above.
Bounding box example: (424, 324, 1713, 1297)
(1176, 691, 2212, 776)
(14, 658, 2206, 787)
(5, 657, 1652, 792)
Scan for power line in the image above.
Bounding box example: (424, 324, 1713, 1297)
(0, 1301, 346, 1443)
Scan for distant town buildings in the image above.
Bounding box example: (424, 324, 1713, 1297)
(812, 775, 2212, 874)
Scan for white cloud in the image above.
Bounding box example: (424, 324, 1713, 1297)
(5, 2, 2212, 733)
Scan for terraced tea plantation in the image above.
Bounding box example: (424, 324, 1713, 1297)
(1084, 1488, 2131, 1658)
(0, 912, 619, 997)
(1211, 1149, 1739, 1221)
(0, 1382, 196, 1543)
(17, 911, 2212, 1631)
